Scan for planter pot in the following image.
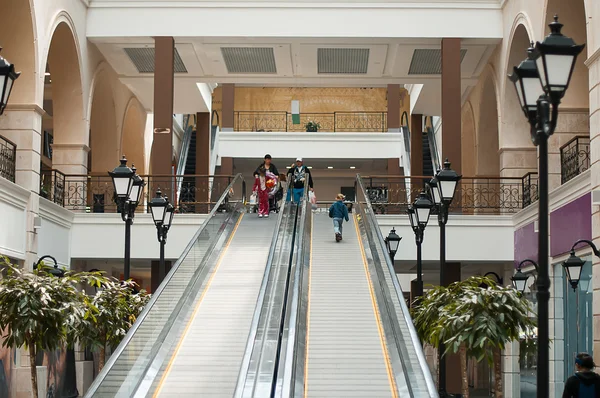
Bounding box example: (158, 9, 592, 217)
(306, 127, 318, 132)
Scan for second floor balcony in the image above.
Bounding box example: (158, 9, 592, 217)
(233, 111, 388, 132)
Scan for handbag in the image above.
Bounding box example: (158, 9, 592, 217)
(309, 191, 317, 210)
(249, 192, 257, 205)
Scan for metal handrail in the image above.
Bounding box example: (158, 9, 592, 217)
(84, 173, 246, 397)
(233, 186, 290, 397)
(356, 174, 438, 396)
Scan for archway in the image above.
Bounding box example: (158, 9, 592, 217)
(89, 69, 118, 174)
(477, 75, 500, 176)
(121, 98, 147, 175)
(43, 22, 86, 175)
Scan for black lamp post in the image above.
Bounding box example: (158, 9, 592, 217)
(512, 259, 539, 294)
(427, 158, 461, 397)
(33, 256, 78, 398)
(0, 47, 20, 116)
(407, 191, 434, 298)
(109, 156, 145, 280)
(562, 239, 600, 291)
(508, 16, 585, 398)
(384, 228, 402, 262)
(148, 188, 175, 284)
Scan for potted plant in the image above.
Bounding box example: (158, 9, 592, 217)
(305, 121, 320, 132)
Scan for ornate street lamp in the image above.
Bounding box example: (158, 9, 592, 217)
(0, 47, 20, 115)
(109, 156, 145, 280)
(508, 16, 585, 398)
(407, 191, 434, 298)
(384, 228, 401, 262)
(563, 251, 585, 291)
(512, 269, 530, 294)
(426, 158, 461, 397)
(149, 188, 175, 284)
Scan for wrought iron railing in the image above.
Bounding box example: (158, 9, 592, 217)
(0, 134, 16, 183)
(58, 174, 239, 214)
(560, 135, 590, 184)
(233, 111, 387, 132)
(40, 169, 66, 206)
(522, 172, 539, 208)
(360, 175, 531, 214)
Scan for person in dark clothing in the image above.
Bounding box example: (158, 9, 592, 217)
(329, 193, 349, 241)
(254, 154, 279, 178)
(563, 352, 600, 398)
(286, 157, 313, 202)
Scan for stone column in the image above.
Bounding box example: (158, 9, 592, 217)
(221, 84, 235, 131)
(151, 37, 175, 201)
(51, 144, 90, 175)
(387, 84, 401, 132)
(0, 104, 44, 269)
(441, 38, 462, 174)
(411, 113, 424, 199)
(588, 49, 600, 368)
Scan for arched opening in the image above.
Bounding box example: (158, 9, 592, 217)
(89, 70, 118, 174)
(0, 0, 36, 105)
(42, 22, 86, 176)
(461, 103, 476, 178)
(477, 76, 500, 176)
(121, 98, 147, 175)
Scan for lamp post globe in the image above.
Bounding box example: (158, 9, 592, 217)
(0, 47, 20, 115)
(532, 15, 585, 106)
(384, 228, 401, 261)
(128, 166, 145, 207)
(109, 156, 135, 200)
(563, 251, 585, 291)
(149, 188, 169, 226)
(435, 159, 462, 205)
(407, 206, 417, 232)
(512, 269, 530, 294)
(413, 191, 434, 229)
(427, 176, 442, 207)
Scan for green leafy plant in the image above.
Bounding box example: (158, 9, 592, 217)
(77, 278, 150, 370)
(0, 258, 100, 398)
(305, 120, 320, 132)
(411, 276, 536, 398)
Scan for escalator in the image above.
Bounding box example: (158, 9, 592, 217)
(422, 130, 434, 177)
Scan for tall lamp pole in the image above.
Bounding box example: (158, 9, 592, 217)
(407, 191, 434, 298)
(149, 188, 175, 284)
(508, 16, 584, 397)
(33, 256, 78, 398)
(109, 157, 145, 280)
(427, 159, 461, 397)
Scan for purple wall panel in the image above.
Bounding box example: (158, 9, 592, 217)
(550, 193, 591, 257)
(514, 222, 538, 267)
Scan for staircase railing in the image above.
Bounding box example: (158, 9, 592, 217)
(425, 116, 441, 172)
(176, 115, 194, 200)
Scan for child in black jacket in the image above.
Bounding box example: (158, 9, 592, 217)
(329, 194, 349, 242)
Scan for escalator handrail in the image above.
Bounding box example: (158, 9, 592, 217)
(233, 186, 290, 397)
(355, 174, 438, 396)
(85, 173, 246, 396)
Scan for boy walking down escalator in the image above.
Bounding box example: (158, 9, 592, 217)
(329, 194, 349, 242)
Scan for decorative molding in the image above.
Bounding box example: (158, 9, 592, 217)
(513, 169, 590, 229)
(39, 199, 75, 229)
(4, 104, 46, 116)
(498, 146, 537, 154)
(72, 213, 208, 225)
(50, 143, 91, 153)
(219, 131, 402, 143)
(0, 245, 26, 261)
(376, 214, 514, 227)
(584, 47, 600, 69)
(0, 178, 30, 210)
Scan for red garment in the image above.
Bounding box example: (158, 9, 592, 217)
(253, 177, 270, 216)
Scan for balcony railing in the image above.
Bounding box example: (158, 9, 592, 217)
(233, 111, 387, 132)
(0, 134, 16, 183)
(360, 175, 531, 214)
(521, 172, 539, 208)
(40, 169, 66, 206)
(56, 174, 241, 214)
(560, 135, 590, 184)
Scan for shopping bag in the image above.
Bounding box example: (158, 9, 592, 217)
(249, 192, 257, 205)
(309, 191, 318, 210)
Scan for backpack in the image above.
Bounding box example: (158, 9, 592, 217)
(576, 374, 596, 398)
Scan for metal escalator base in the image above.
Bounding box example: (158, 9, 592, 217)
(305, 213, 396, 398)
(148, 215, 278, 398)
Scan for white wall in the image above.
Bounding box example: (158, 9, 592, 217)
(38, 199, 74, 268)
(0, 178, 29, 261)
(219, 132, 404, 159)
(70, 213, 208, 260)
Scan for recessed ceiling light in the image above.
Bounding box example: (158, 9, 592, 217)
(350, 166, 356, 169)
(286, 166, 291, 169)
(45, 72, 51, 76)
(327, 166, 334, 169)
(307, 166, 313, 169)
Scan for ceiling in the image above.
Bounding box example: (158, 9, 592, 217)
(94, 36, 499, 115)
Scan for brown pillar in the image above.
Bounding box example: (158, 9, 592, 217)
(411, 114, 424, 197)
(387, 158, 402, 213)
(196, 112, 210, 213)
(443, 262, 462, 394)
(410, 279, 418, 308)
(151, 260, 172, 293)
(441, 38, 462, 174)
(151, 37, 175, 201)
(387, 84, 401, 131)
(221, 83, 235, 131)
(220, 157, 233, 176)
